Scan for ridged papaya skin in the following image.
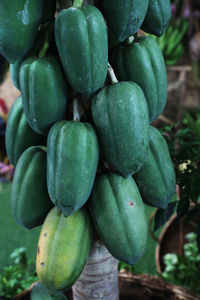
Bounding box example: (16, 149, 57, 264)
(10, 61, 21, 90)
(19, 56, 68, 136)
(47, 121, 99, 216)
(5, 97, 44, 166)
(111, 37, 167, 123)
(134, 126, 176, 209)
(54, 5, 108, 95)
(11, 146, 53, 229)
(103, 0, 149, 42)
(0, 0, 50, 63)
(141, 0, 171, 36)
(89, 172, 147, 264)
(92, 81, 149, 177)
(31, 282, 67, 300)
(36, 207, 92, 295)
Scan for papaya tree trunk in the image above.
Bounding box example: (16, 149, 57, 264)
(72, 240, 119, 300)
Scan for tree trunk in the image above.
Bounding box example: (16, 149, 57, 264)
(72, 240, 119, 300)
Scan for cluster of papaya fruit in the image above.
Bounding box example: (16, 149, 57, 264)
(2, 0, 176, 296)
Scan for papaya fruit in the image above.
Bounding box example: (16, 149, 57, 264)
(54, 5, 108, 95)
(19, 55, 68, 135)
(31, 282, 67, 300)
(103, 0, 149, 42)
(89, 172, 147, 264)
(11, 146, 53, 229)
(141, 0, 171, 36)
(47, 121, 99, 216)
(134, 126, 176, 209)
(0, 0, 55, 63)
(111, 36, 167, 123)
(92, 81, 149, 177)
(10, 61, 21, 90)
(36, 207, 92, 294)
(5, 97, 44, 166)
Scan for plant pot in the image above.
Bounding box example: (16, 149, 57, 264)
(15, 272, 200, 300)
(155, 213, 200, 274)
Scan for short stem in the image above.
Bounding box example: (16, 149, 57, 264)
(73, 0, 83, 7)
(108, 63, 118, 84)
(38, 23, 54, 58)
(73, 98, 80, 121)
(126, 36, 135, 45)
(39, 146, 47, 152)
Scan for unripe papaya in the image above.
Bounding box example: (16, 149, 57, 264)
(47, 121, 99, 216)
(19, 56, 68, 135)
(141, 0, 171, 36)
(103, 0, 149, 42)
(111, 36, 167, 123)
(89, 172, 147, 264)
(0, 0, 55, 63)
(134, 126, 176, 209)
(5, 97, 44, 166)
(11, 146, 53, 229)
(31, 282, 67, 300)
(55, 5, 108, 95)
(92, 81, 149, 177)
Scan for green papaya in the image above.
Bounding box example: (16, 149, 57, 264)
(11, 146, 53, 229)
(10, 61, 21, 90)
(0, 0, 55, 63)
(31, 282, 67, 300)
(134, 126, 176, 209)
(54, 5, 108, 95)
(89, 172, 147, 264)
(19, 55, 68, 135)
(111, 36, 167, 123)
(47, 121, 99, 216)
(92, 81, 149, 177)
(5, 97, 44, 166)
(103, 0, 149, 42)
(36, 207, 92, 294)
(141, 0, 171, 36)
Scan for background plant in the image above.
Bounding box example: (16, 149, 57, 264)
(154, 110, 200, 251)
(162, 232, 200, 294)
(0, 247, 38, 297)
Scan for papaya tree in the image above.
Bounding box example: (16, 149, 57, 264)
(2, 0, 175, 299)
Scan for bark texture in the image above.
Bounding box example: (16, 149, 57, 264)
(72, 240, 119, 300)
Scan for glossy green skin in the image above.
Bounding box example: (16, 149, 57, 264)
(134, 126, 176, 209)
(103, 0, 149, 42)
(36, 207, 92, 294)
(20, 56, 68, 136)
(0, 1, 46, 63)
(10, 61, 21, 90)
(92, 82, 149, 177)
(89, 173, 147, 264)
(11, 146, 53, 229)
(55, 5, 108, 95)
(111, 37, 167, 123)
(5, 97, 44, 166)
(141, 0, 171, 36)
(47, 121, 99, 216)
(31, 282, 67, 300)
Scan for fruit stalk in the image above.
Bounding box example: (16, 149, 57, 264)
(108, 63, 118, 84)
(72, 240, 119, 300)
